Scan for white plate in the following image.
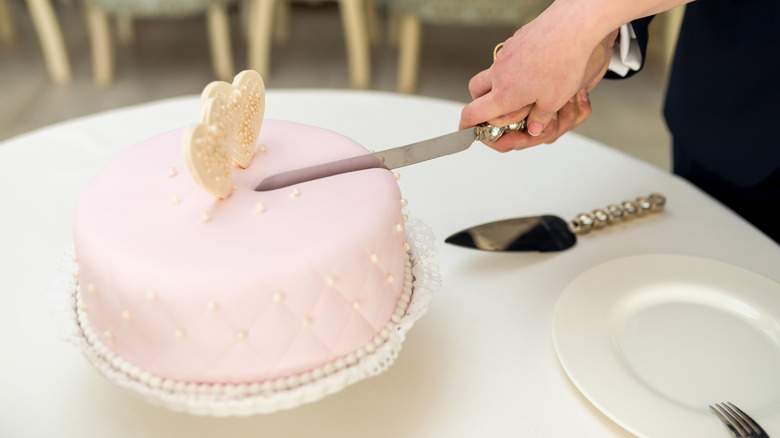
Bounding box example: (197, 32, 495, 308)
(552, 254, 780, 437)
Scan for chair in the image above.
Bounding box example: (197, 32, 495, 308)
(247, 0, 378, 88)
(82, 0, 236, 86)
(1, 0, 72, 84)
(383, 0, 553, 93)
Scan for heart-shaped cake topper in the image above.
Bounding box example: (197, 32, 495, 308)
(201, 70, 265, 169)
(182, 70, 266, 199)
(182, 96, 235, 199)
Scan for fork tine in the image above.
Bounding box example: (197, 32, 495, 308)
(711, 404, 742, 436)
(725, 402, 764, 436)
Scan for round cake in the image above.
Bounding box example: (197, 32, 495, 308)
(68, 71, 438, 415)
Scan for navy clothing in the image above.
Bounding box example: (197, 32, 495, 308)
(629, 1, 780, 242)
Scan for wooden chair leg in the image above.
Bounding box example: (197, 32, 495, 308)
(0, 0, 17, 44)
(25, 0, 72, 84)
(248, 0, 276, 79)
(85, 3, 113, 87)
(273, 0, 289, 44)
(207, 4, 234, 81)
(397, 13, 420, 94)
(365, 0, 381, 47)
(338, 0, 370, 88)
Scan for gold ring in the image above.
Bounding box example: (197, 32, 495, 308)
(493, 42, 504, 60)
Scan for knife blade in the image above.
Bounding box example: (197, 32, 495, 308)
(445, 193, 666, 252)
(254, 122, 524, 191)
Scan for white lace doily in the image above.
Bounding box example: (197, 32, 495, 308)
(51, 215, 440, 416)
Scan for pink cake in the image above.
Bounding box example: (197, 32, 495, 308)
(68, 71, 437, 415)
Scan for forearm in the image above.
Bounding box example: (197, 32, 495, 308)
(533, 0, 692, 66)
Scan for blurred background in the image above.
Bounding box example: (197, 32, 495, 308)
(0, 0, 680, 170)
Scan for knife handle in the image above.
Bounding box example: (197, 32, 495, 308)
(568, 193, 666, 235)
(475, 121, 527, 142)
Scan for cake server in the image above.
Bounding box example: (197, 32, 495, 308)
(254, 122, 525, 191)
(445, 193, 666, 252)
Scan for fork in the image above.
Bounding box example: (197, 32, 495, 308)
(710, 402, 770, 437)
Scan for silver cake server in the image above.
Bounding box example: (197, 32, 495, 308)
(254, 121, 525, 191)
(445, 193, 666, 252)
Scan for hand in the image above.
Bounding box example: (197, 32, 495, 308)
(482, 89, 592, 152)
(459, 15, 619, 141)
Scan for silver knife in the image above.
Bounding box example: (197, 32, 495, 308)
(254, 121, 525, 191)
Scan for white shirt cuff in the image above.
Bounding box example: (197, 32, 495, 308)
(608, 24, 643, 77)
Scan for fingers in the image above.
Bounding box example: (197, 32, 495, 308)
(479, 89, 592, 152)
(573, 90, 591, 126)
(460, 92, 511, 130)
(468, 69, 493, 100)
(487, 105, 532, 127)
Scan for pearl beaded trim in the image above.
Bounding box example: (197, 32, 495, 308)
(73, 254, 414, 399)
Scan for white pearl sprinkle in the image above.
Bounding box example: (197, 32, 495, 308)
(393, 172, 401, 180)
(201, 212, 211, 222)
(395, 224, 404, 233)
(72, 269, 80, 279)
(325, 276, 335, 287)
(235, 330, 248, 341)
(403, 214, 409, 222)
(174, 328, 186, 339)
(370, 253, 379, 264)
(301, 316, 312, 328)
(87, 283, 97, 293)
(273, 378, 287, 391)
(386, 274, 395, 284)
(168, 166, 177, 177)
(205, 300, 218, 311)
(352, 299, 361, 310)
(255, 202, 266, 213)
(272, 291, 284, 303)
(400, 199, 408, 207)
(103, 330, 114, 340)
(170, 194, 181, 205)
(291, 187, 301, 197)
(258, 144, 267, 152)
(146, 290, 157, 301)
(121, 310, 132, 321)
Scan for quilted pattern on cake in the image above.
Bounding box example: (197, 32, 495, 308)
(74, 121, 409, 384)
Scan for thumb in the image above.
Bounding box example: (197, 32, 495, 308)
(525, 103, 558, 137)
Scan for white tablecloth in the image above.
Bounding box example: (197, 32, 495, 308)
(1, 90, 778, 437)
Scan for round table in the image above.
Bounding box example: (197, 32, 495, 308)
(1, 90, 778, 437)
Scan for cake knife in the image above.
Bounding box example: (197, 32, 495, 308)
(445, 193, 666, 252)
(254, 122, 525, 191)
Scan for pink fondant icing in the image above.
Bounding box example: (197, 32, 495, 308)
(74, 120, 407, 384)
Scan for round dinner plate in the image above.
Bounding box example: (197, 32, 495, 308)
(552, 254, 780, 437)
